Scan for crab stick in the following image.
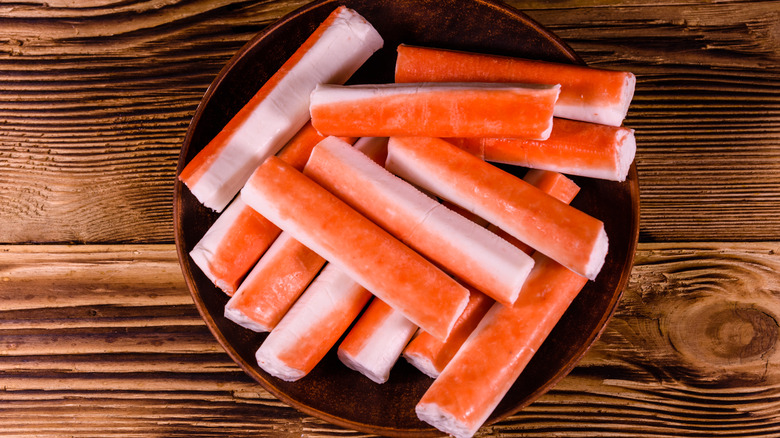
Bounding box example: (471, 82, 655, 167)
(255, 264, 372, 381)
(304, 136, 534, 305)
(223, 232, 326, 332)
(447, 118, 636, 182)
(188, 196, 281, 296)
(403, 169, 580, 378)
(178, 6, 383, 212)
(187, 122, 345, 296)
(416, 253, 589, 438)
(395, 44, 635, 127)
(386, 136, 608, 280)
(309, 82, 560, 139)
(241, 156, 470, 340)
(337, 298, 417, 384)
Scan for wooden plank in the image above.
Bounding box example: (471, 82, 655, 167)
(0, 0, 777, 243)
(0, 243, 778, 436)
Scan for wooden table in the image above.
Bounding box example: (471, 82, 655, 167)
(1, 0, 778, 436)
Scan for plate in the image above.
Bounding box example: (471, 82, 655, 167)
(173, 0, 640, 435)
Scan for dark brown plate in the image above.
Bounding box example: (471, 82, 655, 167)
(173, 0, 640, 436)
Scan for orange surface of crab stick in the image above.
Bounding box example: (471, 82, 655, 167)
(309, 82, 560, 139)
(255, 264, 372, 381)
(416, 253, 588, 438)
(187, 122, 343, 296)
(188, 196, 281, 296)
(178, 6, 383, 212)
(304, 136, 534, 305)
(337, 298, 418, 384)
(395, 44, 635, 127)
(223, 232, 326, 332)
(447, 118, 636, 182)
(386, 136, 608, 280)
(241, 156, 470, 340)
(403, 169, 580, 377)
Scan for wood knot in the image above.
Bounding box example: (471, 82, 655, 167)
(666, 298, 779, 378)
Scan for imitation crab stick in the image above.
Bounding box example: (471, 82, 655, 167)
(223, 231, 326, 332)
(188, 196, 281, 296)
(395, 44, 635, 127)
(448, 118, 636, 182)
(416, 253, 589, 438)
(255, 264, 372, 381)
(337, 298, 418, 384)
(240, 156, 470, 340)
(309, 82, 560, 139)
(403, 169, 580, 378)
(304, 136, 534, 305)
(178, 6, 383, 212)
(187, 122, 343, 296)
(386, 136, 608, 281)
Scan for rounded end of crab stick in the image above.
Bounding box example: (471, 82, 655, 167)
(616, 127, 637, 182)
(337, 348, 389, 384)
(224, 298, 273, 333)
(403, 351, 440, 379)
(585, 225, 609, 280)
(255, 345, 307, 382)
(416, 402, 475, 438)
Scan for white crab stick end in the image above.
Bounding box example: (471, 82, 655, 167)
(337, 299, 418, 384)
(179, 6, 383, 212)
(255, 264, 371, 381)
(304, 136, 534, 305)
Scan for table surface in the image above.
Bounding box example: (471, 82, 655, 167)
(1, 0, 779, 436)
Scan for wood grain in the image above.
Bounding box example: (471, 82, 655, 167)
(1, 243, 777, 437)
(0, 0, 777, 243)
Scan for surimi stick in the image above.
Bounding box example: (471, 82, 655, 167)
(223, 231, 326, 332)
(395, 44, 635, 127)
(188, 196, 281, 296)
(178, 6, 383, 212)
(187, 122, 342, 296)
(447, 118, 636, 182)
(222, 136, 384, 332)
(386, 136, 608, 280)
(310, 82, 560, 140)
(337, 299, 417, 384)
(304, 136, 534, 305)
(255, 264, 372, 381)
(416, 253, 589, 438)
(241, 156, 470, 340)
(403, 169, 580, 378)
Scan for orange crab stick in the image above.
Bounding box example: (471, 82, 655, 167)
(304, 136, 534, 305)
(447, 118, 636, 182)
(241, 156, 470, 340)
(395, 44, 635, 127)
(255, 264, 372, 381)
(403, 169, 580, 378)
(337, 298, 417, 384)
(386, 136, 608, 280)
(223, 232, 326, 332)
(188, 196, 281, 296)
(188, 122, 344, 296)
(309, 82, 560, 139)
(178, 6, 383, 212)
(416, 253, 589, 438)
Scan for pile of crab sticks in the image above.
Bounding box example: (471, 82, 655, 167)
(179, 6, 636, 438)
